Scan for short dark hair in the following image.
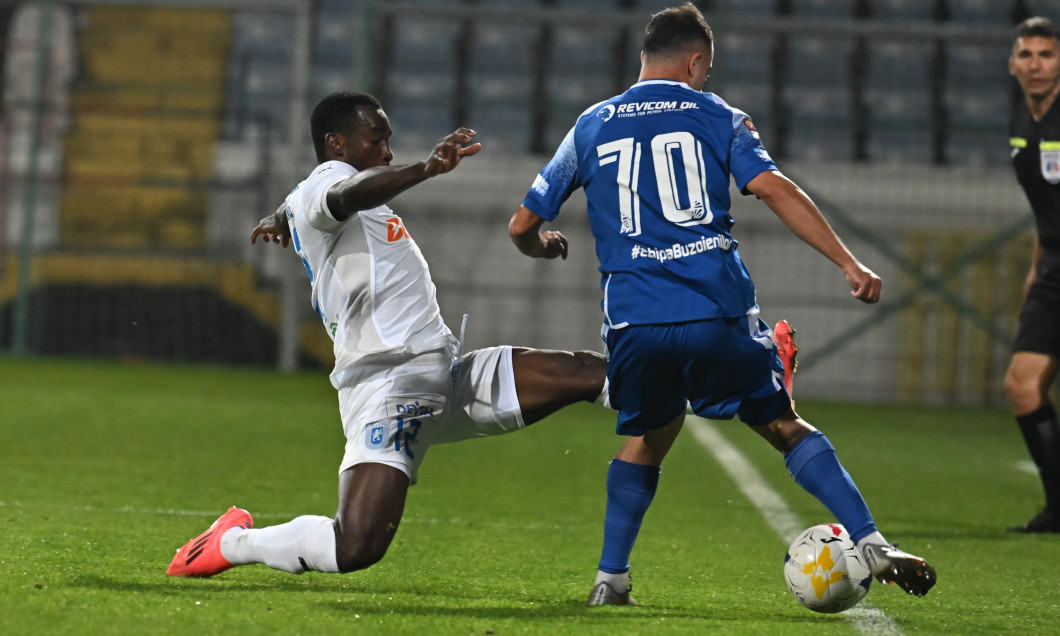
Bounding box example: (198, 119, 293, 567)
(1015, 16, 1060, 43)
(310, 92, 383, 160)
(643, 3, 713, 58)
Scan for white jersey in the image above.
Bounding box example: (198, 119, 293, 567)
(284, 161, 453, 388)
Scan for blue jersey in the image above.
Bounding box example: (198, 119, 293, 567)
(522, 79, 777, 327)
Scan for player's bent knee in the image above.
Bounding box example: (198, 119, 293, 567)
(1004, 371, 1040, 413)
(334, 536, 390, 573)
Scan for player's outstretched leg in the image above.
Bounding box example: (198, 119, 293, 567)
(861, 542, 938, 597)
(759, 328, 938, 599)
(167, 507, 253, 577)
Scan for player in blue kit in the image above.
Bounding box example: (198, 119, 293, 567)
(509, 3, 936, 604)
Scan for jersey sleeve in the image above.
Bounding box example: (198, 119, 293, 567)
(304, 165, 358, 233)
(729, 111, 777, 193)
(521, 126, 581, 221)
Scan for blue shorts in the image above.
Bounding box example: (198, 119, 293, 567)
(604, 313, 790, 436)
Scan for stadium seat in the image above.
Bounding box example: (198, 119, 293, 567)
(551, 25, 619, 75)
(869, 127, 935, 164)
(946, 0, 1016, 23)
(310, 66, 352, 102)
(714, 82, 774, 123)
(473, 23, 537, 74)
(948, 125, 1009, 166)
(946, 87, 1011, 128)
(792, 0, 858, 18)
(386, 103, 453, 150)
(871, 0, 936, 20)
(711, 0, 778, 15)
(784, 37, 854, 89)
(868, 87, 931, 123)
(1024, 0, 1060, 17)
(391, 19, 462, 70)
(783, 85, 851, 121)
(714, 32, 773, 85)
(786, 118, 855, 162)
(467, 98, 533, 152)
(868, 41, 933, 90)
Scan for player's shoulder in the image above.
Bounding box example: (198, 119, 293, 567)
(297, 160, 355, 197)
(309, 160, 356, 182)
(702, 91, 754, 121)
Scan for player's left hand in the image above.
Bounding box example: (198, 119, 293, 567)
(424, 128, 482, 177)
(250, 204, 291, 248)
(539, 230, 569, 260)
(844, 261, 881, 303)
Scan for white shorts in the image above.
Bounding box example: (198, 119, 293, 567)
(337, 345, 524, 484)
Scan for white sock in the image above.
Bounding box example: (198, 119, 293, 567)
(220, 515, 340, 573)
(856, 530, 888, 552)
(593, 569, 629, 588)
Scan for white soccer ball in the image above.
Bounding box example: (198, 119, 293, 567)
(783, 523, 872, 613)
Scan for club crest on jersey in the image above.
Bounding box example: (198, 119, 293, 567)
(1041, 148, 1060, 184)
(386, 217, 411, 242)
(366, 422, 390, 449)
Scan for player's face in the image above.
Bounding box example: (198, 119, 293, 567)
(344, 107, 395, 170)
(1010, 35, 1060, 100)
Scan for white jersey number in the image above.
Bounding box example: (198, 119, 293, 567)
(597, 132, 714, 235)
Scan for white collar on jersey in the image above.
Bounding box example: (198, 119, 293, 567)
(631, 79, 695, 91)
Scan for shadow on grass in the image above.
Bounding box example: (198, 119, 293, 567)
(315, 596, 843, 627)
(63, 574, 840, 627)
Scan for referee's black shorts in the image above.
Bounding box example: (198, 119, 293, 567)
(1014, 252, 1060, 358)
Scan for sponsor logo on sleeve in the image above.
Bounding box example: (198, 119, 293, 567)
(531, 173, 550, 196)
(386, 217, 411, 242)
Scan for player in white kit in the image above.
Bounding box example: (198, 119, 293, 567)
(167, 92, 606, 577)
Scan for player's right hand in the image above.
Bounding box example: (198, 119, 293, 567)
(539, 230, 569, 260)
(844, 262, 881, 303)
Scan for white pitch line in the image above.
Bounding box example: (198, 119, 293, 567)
(1016, 460, 1037, 476)
(685, 417, 903, 636)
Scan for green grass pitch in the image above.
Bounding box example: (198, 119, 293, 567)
(1, 356, 1058, 635)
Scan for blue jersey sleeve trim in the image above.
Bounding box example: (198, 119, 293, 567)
(735, 165, 776, 195)
(728, 109, 777, 193)
(521, 125, 580, 221)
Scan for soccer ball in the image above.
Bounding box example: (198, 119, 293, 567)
(783, 523, 872, 613)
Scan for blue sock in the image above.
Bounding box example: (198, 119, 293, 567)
(598, 459, 660, 574)
(785, 431, 877, 542)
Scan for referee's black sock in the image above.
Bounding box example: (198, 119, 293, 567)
(1016, 402, 1060, 513)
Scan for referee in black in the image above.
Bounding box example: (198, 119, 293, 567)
(1005, 16, 1060, 533)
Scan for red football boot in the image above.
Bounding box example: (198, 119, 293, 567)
(773, 319, 798, 397)
(167, 507, 253, 577)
